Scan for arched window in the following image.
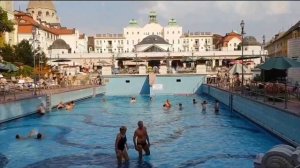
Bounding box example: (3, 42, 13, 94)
(38, 11, 42, 16)
(46, 11, 50, 16)
(32, 11, 34, 14)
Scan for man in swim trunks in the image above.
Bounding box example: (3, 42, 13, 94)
(133, 121, 150, 160)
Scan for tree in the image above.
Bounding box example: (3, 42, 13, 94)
(0, 43, 15, 62)
(0, 7, 15, 47)
(0, 7, 14, 33)
(14, 40, 34, 67)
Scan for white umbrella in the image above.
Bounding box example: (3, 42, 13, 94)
(228, 63, 250, 75)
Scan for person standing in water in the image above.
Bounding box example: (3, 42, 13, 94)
(133, 121, 150, 160)
(115, 126, 129, 164)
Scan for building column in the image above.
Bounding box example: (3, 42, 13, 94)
(212, 59, 216, 67)
(219, 59, 223, 66)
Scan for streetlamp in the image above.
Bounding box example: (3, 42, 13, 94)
(30, 27, 40, 96)
(240, 20, 245, 94)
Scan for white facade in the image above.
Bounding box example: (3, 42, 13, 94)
(92, 11, 214, 54)
(225, 37, 241, 51)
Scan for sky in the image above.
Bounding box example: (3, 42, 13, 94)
(14, 1, 300, 43)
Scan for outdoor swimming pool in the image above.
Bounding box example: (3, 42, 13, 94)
(0, 94, 282, 168)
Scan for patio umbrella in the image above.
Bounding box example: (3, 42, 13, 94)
(0, 62, 19, 72)
(258, 56, 300, 70)
(97, 60, 110, 65)
(228, 63, 250, 75)
(131, 57, 145, 62)
(235, 56, 261, 60)
(0, 63, 9, 72)
(115, 57, 133, 61)
(181, 57, 197, 63)
(52, 59, 71, 62)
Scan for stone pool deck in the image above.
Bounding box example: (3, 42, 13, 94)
(0, 85, 100, 104)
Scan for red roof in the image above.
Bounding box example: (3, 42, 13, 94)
(216, 32, 241, 48)
(15, 12, 75, 35)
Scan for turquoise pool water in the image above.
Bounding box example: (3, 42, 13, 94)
(0, 94, 282, 168)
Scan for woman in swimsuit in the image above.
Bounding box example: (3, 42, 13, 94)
(115, 126, 129, 164)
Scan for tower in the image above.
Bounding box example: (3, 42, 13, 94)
(149, 11, 157, 23)
(26, 0, 60, 25)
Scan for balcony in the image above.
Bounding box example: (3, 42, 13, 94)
(106, 45, 113, 49)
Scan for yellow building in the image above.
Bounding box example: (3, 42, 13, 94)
(265, 21, 300, 58)
(0, 1, 17, 46)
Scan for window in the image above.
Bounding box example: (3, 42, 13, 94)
(38, 11, 42, 16)
(32, 11, 34, 14)
(127, 32, 129, 35)
(46, 11, 49, 16)
(137, 32, 139, 34)
(127, 40, 129, 44)
(178, 40, 180, 44)
(167, 31, 169, 34)
(178, 31, 180, 34)
(132, 32, 134, 35)
(172, 31, 174, 34)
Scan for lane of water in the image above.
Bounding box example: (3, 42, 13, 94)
(0, 94, 282, 168)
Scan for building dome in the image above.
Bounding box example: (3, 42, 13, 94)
(243, 36, 261, 46)
(48, 39, 70, 50)
(27, 0, 56, 11)
(138, 35, 169, 45)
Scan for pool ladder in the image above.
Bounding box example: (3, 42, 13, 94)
(46, 94, 52, 112)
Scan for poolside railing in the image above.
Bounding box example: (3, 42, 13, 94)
(208, 79, 300, 112)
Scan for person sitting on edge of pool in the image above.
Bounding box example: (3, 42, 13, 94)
(115, 126, 129, 164)
(164, 99, 171, 108)
(201, 100, 208, 111)
(37, 103, 46, 115)
(57, 101, 65, 110)
(193, 99, 197, 104)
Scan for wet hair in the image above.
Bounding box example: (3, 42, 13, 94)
(16, 134, 20, 139)
(179, 103, 182, 106)
(120, 126, 127, 132)
(36, 133, 42, 139)
(138, 121, 143, 126)
(215, 100, 219, 103)
(163, 104, 166, 107)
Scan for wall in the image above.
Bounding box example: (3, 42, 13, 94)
(201, 84, 300, 146)
(0, 86, 104, 123)
(0, 96, 46, 123)
(103, 74, 205, 96)
(50, 87, 104, 108)
(104, 75, 149, 96)
(152, 75, 205, 95)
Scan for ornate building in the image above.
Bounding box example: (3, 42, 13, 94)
(26, 0, 60, 26)
(92, 11, 214, 54)
(14, 0, 87, 56)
